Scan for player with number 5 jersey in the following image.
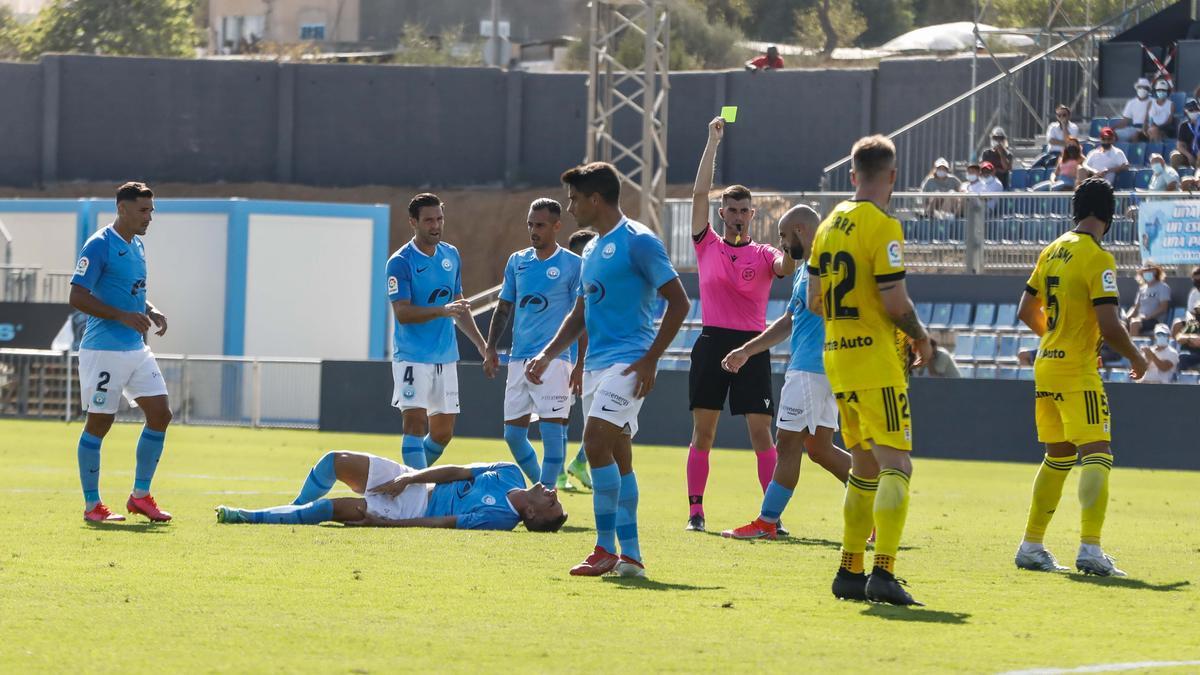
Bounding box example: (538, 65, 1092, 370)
(387, 193, 488, 472)
(69, 182, 174, 524)
(807, 136, 933, 606)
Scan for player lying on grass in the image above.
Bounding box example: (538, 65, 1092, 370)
(215, 452, 567, 532)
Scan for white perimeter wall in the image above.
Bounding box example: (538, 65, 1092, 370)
(0, 212, 77, 269)
(243, 214, 373, 359)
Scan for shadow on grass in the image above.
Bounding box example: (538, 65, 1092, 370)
(83, 521, 171, 534)
(559, 525, 593, 534)
(602, 577, 724, 592)
(1065, 574, 1190, 592)
(700, 531, 920, 552)
(860, 604, 971, 624)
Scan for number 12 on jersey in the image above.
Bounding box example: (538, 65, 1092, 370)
(818, 251, 858, 320)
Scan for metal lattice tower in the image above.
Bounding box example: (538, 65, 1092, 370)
(585, 0, 669, 232)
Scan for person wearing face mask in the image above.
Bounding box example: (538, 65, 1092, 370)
(1126, 263, 1171, 335)
(1112, 77, 1153, 142)
(1046, 104, 1080, 150)
(1175, 303, 1200, 371)
(1171, 266, 1200, 338)
(1172, 98, 1200, 172)
(1146, 79, 1177, 141)
(920, 157, 961, 216)
(1136, 324, 1179, 383)
(981, 127, 1013, 188)
(1146, 153, 1180, 191)
(1079, 127, 1129, 186)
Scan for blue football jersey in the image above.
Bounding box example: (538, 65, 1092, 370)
(425, 462, 526, 530)
(387, 240, 463, 364)
(579, 218, 678, 371)
(498, 246, 582, 362)
(787, 266, 825, 374)
(70, 225, 148, 352)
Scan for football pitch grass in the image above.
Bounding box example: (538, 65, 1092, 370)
(1, 419, 1197, 673)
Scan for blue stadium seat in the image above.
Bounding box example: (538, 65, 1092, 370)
(1010, 169, 1030, 190)
(997, 335, 1019, 363)
(973, 302, 997, 328)
(954, 333, 976, 362)
(1169, 305, 1186, 325)
(949, 302, 973, 329)
(1146, 141, 1168, 161)
(1088, 118, 1106, 139)
(997, 365, 1019, 379)
(995, 303, 1018, 329)
(1172, 91, 1187, 112)
(1179, 371, 1200, 384)
(1125, 142, 1146, 166)
(1134, 169, 1154, 189)
(1018, 366, 1035, 380)
(916, 302, 933, 324)
(973, 333, 998, 362)
(1115, 169, 1136, 190)
(1018, 334, 1040, 352)
(928, 303, 953, 330)
(1081, 141, 1096, 155)
(958, 364, 976, 378)
(975, 365, 997, 379)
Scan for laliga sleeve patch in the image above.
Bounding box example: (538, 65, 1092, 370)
(387, 275, 399, 294)
(1101, 269, 1117, 292)
(886, 240, 903, 267)
(75, 257, 90, 276)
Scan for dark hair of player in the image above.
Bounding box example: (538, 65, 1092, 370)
(116, 182, 153, 203)
(524, 512, 568, 533)
(408, 193, 443, 219)
(561, 162, 621, 206)
(568, 229, 596, 255)
(530, 197, 562, 218)
(851, 135, 896, 181)
(721, 184, 752, 203)
(1072, 177, 1115, 225)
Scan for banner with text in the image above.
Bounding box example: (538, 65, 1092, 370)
(1138, 199, 1200, 264)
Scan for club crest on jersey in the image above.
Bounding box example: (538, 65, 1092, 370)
(601, 243, 616, 259)
(403, 387, 416, 399)
(742, 268, 755, 281)
(388, 276, 398, 294)
(482, 495, 497, 506)
(442, 259, 453, 271)
(75, 257, 90, 276)
(546, 266, 560, 279)
(92, 392, 106, 406)
(887, 240, 903, 267)
(1101, 269, 1118, 292)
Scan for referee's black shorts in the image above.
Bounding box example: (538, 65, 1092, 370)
(688, 325, 775, 416)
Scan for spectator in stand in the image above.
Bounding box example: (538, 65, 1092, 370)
(981, 127, 1013, 188)
(1172, 265, 1200, 338)
(1046, 104, 1080, 150)
(1079, 127, 1129, 185)
(1147, 78, 1177, 141)
(745, 46, 783, 72)
(910, 338, 961, 378)
(1176, 304, 1200, 371)
(1174, 98, 1200, 172)
(1112, 77, 1153, 142)
(1136, 324, 1179, 383)
(1147, 153, 1180, 191)
(920, 157, 961, 216)
(1032, 138, 1082, 191)
(1126, 262, 1171, 336)
(962, 161, 1003, 196)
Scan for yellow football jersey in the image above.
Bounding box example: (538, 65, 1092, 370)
(1025, 230, 1119, 392)
(806, 199, 908, 392)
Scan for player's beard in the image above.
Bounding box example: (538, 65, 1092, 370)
(788, 242, 805, 261)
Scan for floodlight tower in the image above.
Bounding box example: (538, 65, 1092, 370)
(585, 0, 669, 232)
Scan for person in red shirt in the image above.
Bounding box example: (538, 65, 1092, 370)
(746, 46, 784, 72)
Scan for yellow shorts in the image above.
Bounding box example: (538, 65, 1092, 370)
(1034, 387, 1110, 446)
(835, 385, 912, 451)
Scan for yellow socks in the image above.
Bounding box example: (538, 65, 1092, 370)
(1023, 453, 1077, 544)
(1078, 453, 1113, 546)
(840, 473, 877, 572)
(873, 469, 911, 568)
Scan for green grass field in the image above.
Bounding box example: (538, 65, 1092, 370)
(1, 419, 1198, 673)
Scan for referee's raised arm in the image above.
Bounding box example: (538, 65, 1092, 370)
(692, 117, 725, 236)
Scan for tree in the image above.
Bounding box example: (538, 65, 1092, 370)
(0, 6, 22, 60)
(912, 0, 975, 27)
(743, 0, 810, 43)
(568, 0, 749, 71)
(855, 0, 913, 46)
(794, 0, 866, 57)
(21, 0, 198, 59)
(389, 23, 482, 66)
(992, 0, 1131, 28)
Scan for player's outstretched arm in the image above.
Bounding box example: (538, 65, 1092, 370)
(483, 299, 513, 378)
(879, 279, 933, 365)
(526, 297, 586, 384)
(623, 278, 689, 398)
(723, 313, 792, 373)
(1095, 303, 1149, 379)
(451, 294, 488, 359)
(1017, 290, 1047, 336)
(69, 284, 151, 333)
(691, 117, 724, 237)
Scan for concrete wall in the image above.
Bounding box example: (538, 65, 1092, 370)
(3, 54, 1084, 192)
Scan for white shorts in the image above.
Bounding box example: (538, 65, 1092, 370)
(583, 363, 645, 438)
(78, 345, 167, 415)
(392, 361, 460, 416)
(776, 370, 839, 434)
(504, 358, 572, 421)
(362, 455, 432, 521)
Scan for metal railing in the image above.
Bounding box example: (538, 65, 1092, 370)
(665, 191, 1193, 274)
(0, 265, 74, 303)
(819, 0, 1173, 191)
(0, 350, 321, 428)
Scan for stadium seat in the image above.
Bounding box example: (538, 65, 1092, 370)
(1018, 366, 1034, 380)
(954, 333, 976, 362)
(1135, 169, 1153, 189)
(997, 335, 1019, 363)
(916, 301, 933, 324)
(1170, 305, 1186, 325)
(1179, 371, 1200, 384)
(1081, 140, 1096, 155)
(975, 365, 997, 379)
(685, 299, 702, 322)
(1125, 142, 1146, 166)
(1088, 118, 1106, 139)
(1018, 334, 1040, 352)
(973, 302, 997, 328)
(958, 364, 976, 378)
(1028, 167, 1049, 185)
(928, 303, 953, 330)
(1010, 169, 1030, 190)
(1115, 169, 1136, 190)
(997, 365, 1019, 379)
(949, 302, 973, 329)
(1146, 141, 1168, 160)
(972, 334, 998, 362)
(995, 303, 1018, 329)
(1172, 91, 1187, 112)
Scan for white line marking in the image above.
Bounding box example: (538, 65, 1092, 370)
(1001, 660, 1200, 674)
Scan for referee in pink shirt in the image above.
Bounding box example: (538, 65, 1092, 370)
(685, 116, 795, 533)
